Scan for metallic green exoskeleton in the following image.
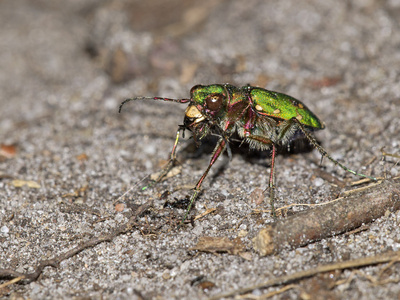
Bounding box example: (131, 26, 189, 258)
(120, 84, 376, 222)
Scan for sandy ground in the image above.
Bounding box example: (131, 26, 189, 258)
(1, 0, 400, 299)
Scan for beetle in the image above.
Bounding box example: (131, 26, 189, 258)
(119, 84, 376, 222)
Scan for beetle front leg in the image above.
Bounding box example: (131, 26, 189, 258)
(144, 127, 182, 190)
(181, 138, 226, 224)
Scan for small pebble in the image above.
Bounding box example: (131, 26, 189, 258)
(1, 225, 9, 233)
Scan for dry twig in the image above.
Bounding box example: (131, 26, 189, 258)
(209, 250, 400, 300)
(253, 177, 400, 256)
(0, 201, 153, 285)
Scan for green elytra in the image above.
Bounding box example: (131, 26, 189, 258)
(120, 84, 376, 224)
(250, 88, 324, 128)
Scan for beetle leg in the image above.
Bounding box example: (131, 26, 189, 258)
(244, 134, 277, 217)
(291, 118, 377, 181)
(269, 144, 277, 217)
(151, 126, 182, 184)
(224, 136, 233, 161)
(181, 138, 227, 224)
(215, 126, 233, 161)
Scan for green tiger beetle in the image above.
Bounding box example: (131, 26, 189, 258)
(119, 84, 377, 223)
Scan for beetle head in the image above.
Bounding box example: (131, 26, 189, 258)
(182, 85, 228, 142)
(184, 84, 227, 125)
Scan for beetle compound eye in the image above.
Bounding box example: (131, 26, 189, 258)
(206, 94, 223, 111)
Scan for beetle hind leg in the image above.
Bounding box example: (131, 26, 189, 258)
(291, 118, 376, 181)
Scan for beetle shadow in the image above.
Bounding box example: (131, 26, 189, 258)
(238, 132, 319, 168)
(177, 130, 320, 183)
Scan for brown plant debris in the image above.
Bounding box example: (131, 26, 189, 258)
(209, 250, 400, 300)
(190, 236, 245, 255)
(253, 177, 400, 256)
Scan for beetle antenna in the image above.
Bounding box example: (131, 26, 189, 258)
(119, 97, 191, 113)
